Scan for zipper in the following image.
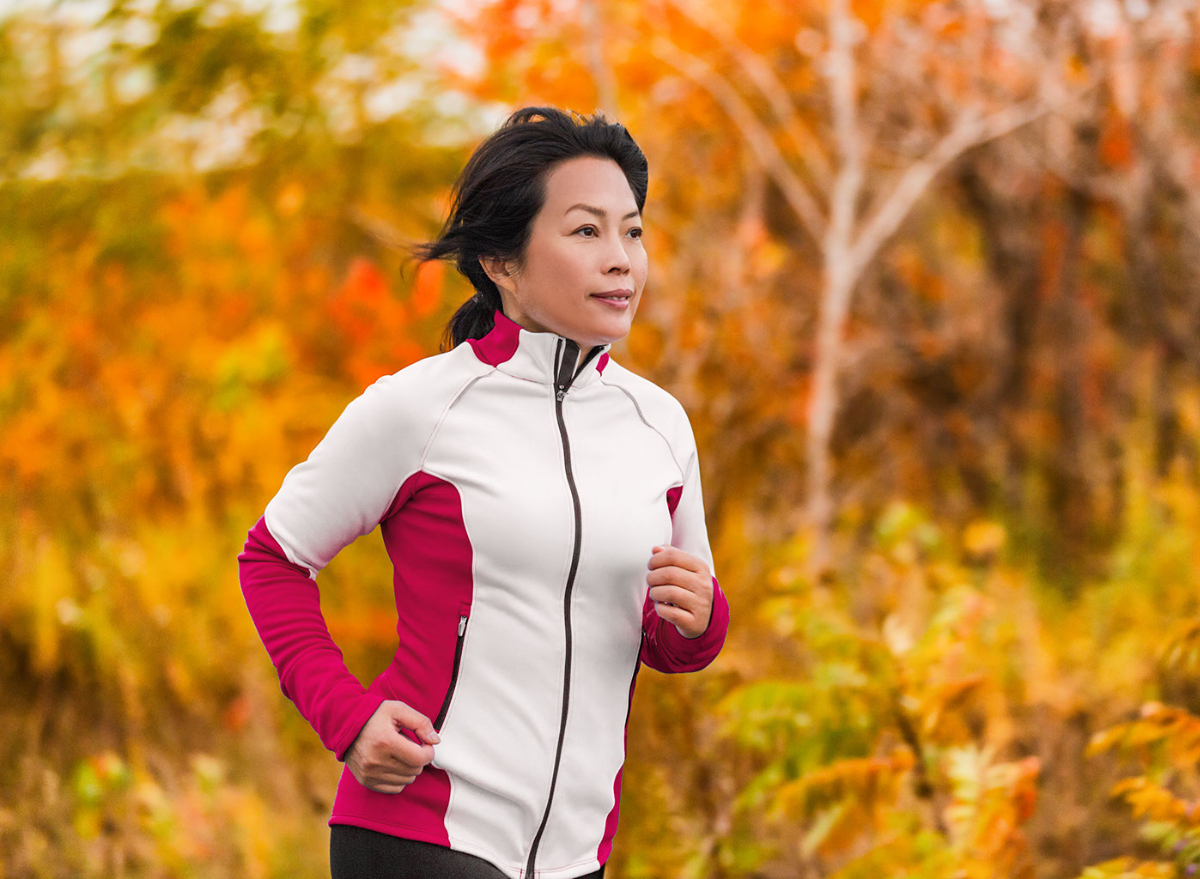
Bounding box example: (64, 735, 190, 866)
(433, 603, 471, 732)
(525, 337, 603, 877)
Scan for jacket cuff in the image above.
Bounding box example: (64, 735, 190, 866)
(641, 576, 729, 673)
(333, 693, 388, 762)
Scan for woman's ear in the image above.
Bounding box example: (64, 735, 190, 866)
(478, 256, 516, 295)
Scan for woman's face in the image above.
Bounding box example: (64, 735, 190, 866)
(481, 155, 648, 351)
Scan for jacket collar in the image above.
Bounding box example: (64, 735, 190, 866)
(467, 308, 612, 390)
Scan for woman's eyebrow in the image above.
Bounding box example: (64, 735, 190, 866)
(566, 203, 641, 221)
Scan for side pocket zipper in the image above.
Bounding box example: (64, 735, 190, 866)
(433, 606, 470, 732)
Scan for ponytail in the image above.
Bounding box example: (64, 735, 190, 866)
(443, 290, 502, 351)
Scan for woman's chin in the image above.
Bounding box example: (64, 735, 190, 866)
(588, 310, 635, 341)
(585, 321, 632, 349)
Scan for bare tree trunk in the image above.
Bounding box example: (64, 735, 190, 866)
(1045, 183, 1092, 577)
(1098, 6, 1193, 524)
(953, 160, 1044, 527)
(805, 0, 863, 578)
(1122, 163, 1184, 482)
(650, 0, 1064, 580)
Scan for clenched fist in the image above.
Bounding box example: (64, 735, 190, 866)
(344, 700, 439, 794)
(647, 544, 714, 639)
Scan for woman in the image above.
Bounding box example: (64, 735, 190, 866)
(238, 106, 730, 879)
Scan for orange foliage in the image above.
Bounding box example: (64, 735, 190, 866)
(1099, 109, 1136, 170)
(327, 257, 426, 386)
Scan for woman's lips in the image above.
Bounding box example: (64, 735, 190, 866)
(591, 290, 633, 309)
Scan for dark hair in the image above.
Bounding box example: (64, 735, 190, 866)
(410, 106, 649, 351)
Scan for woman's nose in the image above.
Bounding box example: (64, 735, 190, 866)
(605, 239, 632, 272)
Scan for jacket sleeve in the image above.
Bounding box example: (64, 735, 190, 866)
(237, 375, 419, 761)
(639, 413, 730, 674)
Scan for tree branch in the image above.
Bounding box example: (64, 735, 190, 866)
(827, 0, 865, 267)
(662, 0, 834, 184)
(647, 35, 829, 245)
(849, 97, 1057, 279)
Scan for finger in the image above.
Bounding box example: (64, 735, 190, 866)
(385, 752, 430, 776)
(646, 566, 702, 589)
(368, 781, 412, 795)
(381, 768, 421, 785)
(395, 726, 440, 759)
(391, 702, 441, 745)
(648, 584, 698, 608)
(365, 748, 425, 775)
(653, 601, 695, 628)
(363, 763, 420, 785)
(648, 546, 705, 573)
(391, 736, 436, 768)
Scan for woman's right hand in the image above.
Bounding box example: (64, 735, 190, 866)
(344, 700, 440, 794)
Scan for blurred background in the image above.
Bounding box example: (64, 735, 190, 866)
(4, 0, 1200, 876)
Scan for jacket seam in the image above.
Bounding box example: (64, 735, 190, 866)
(260, 508, 319, 580)
(331, 813, 448, 838)
(416, 369, 493, 474)
(356, 367, 488, 532)
(597, 379, 687, 485)
(442, 830, 541, 874)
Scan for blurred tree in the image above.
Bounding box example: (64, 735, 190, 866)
(0, 0, 479, 874)
(642, 0, 1079, 577)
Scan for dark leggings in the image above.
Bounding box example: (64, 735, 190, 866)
(329, 824, 607, 879)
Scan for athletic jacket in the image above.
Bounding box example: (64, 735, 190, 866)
(237, 308, 730, 879)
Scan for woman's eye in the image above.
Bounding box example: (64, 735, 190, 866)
(575, 226, 642, 239)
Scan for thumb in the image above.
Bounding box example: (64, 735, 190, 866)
(391, 701, 440, 745)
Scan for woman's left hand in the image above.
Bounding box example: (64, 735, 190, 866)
(646, 545, 713, 639)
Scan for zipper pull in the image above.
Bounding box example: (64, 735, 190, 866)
(554, 338, 578, 400)
(458, 614, 468, 636)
